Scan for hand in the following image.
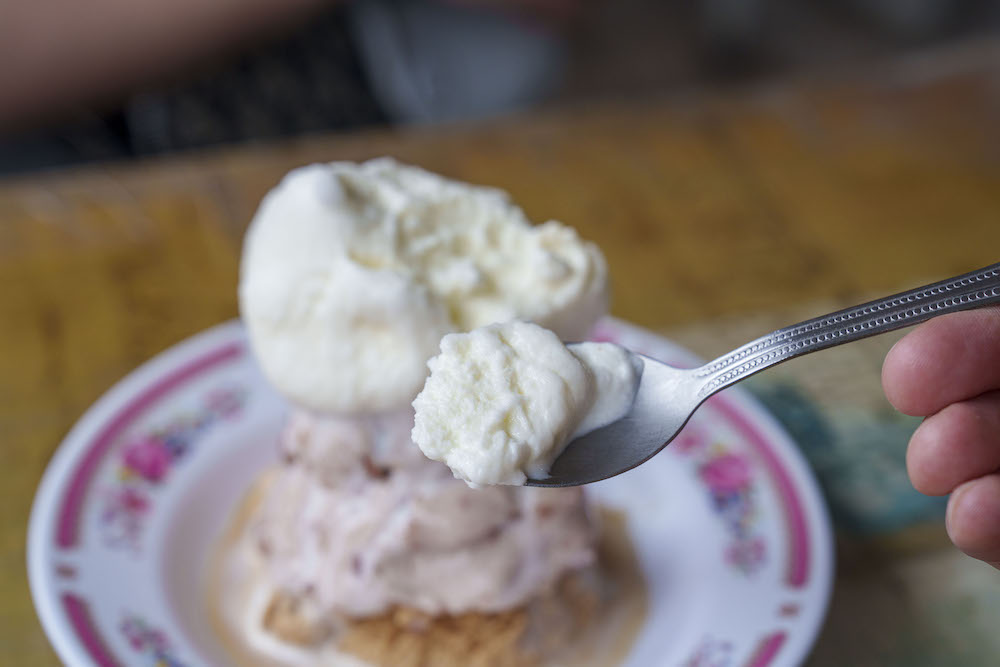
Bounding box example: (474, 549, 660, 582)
(882, 307, 1000, 569)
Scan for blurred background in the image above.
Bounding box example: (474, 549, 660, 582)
(3, 1, 1000, 665)
(3, 0, 1000, 173)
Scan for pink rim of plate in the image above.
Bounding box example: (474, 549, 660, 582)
(29, 319, 832, 667)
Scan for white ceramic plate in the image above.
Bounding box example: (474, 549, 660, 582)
(29, 318, 833, 667)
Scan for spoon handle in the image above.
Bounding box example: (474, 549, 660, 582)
(694, 262, 1000, 399)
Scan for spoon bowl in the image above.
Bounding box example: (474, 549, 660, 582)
(527, 356, 700, 487)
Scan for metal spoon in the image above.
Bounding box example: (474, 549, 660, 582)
(525, 262, 1000, 488)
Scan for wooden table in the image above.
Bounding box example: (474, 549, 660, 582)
(4, 42, 1000, 666)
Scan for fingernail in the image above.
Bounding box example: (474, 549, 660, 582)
(886, 337, 901, 356)
(946, 483, 971, 541)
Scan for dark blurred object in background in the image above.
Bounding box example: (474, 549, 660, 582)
(0, 5, 381, 173)
(1, 0, 998, 175)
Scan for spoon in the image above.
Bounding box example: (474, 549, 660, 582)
(525, 262, 1000, 488)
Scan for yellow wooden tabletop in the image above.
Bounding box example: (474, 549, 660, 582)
(4, 45, 1000, 665)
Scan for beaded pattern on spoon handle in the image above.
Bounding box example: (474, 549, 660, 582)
(694, 263, 1000, 399)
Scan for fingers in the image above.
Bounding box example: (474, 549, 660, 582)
(882, 306, 1000, 417)
(946, 473, 1000, 569)
(883, 306, 1000, 569)
(906, 391, 1000, 496)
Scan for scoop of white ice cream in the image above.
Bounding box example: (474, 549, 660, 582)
(239, 158, 608, 414)
(412, 321, 642, 486)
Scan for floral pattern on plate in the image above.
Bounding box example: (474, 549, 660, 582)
(120, 614, 188, 667)
(99, 386, 247, 552)
(675, 427, 765, 575)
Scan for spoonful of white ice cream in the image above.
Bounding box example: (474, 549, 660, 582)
(412, 320, 642, 487)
